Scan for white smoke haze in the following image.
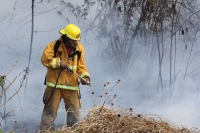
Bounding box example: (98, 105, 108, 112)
(0, 0, 200, 132)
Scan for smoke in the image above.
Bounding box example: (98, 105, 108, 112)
(0, 0, 200, 132)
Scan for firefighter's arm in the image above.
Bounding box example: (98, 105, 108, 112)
(41, 42, 60, 69)
(76, 45, 90, 84)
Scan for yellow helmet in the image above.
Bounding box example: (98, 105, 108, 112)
(59, 24, 81, 40)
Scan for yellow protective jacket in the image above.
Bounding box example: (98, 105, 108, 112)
(41, 36, 90, 90)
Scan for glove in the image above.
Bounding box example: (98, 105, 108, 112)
(60, 61, 69, 70)
(81, 77, 90, 85)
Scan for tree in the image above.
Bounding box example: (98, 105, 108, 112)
(41, 0, 200, 104)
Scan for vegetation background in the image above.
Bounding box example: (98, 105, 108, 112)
(0, 0, 200, 132)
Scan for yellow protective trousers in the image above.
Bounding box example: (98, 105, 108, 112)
(39, 86, 81, 131)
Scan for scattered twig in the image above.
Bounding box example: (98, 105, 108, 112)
(0, 110, 14, 124)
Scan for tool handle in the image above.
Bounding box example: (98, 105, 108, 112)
(66, 67, 92, 87)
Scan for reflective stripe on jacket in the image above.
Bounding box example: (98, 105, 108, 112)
(46, 82, 79, 90)
(41, 36, 90, 89)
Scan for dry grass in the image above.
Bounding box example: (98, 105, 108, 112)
(56, 105, 199, 133)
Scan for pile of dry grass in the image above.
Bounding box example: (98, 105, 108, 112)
(56, 105, 199, 133)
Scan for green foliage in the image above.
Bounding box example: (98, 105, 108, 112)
(0, 129, 6, 133)
(0, 76, 5, 88)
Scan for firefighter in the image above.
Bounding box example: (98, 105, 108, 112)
(38, 24, 90, 132)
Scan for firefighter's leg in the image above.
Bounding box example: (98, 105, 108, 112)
(61, 89, 81, 126)
(39, 86, 61, 131)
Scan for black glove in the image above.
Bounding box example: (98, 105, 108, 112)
(81, 77, 90, 85)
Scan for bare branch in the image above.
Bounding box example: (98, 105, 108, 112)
(0, 68, 28, 108)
